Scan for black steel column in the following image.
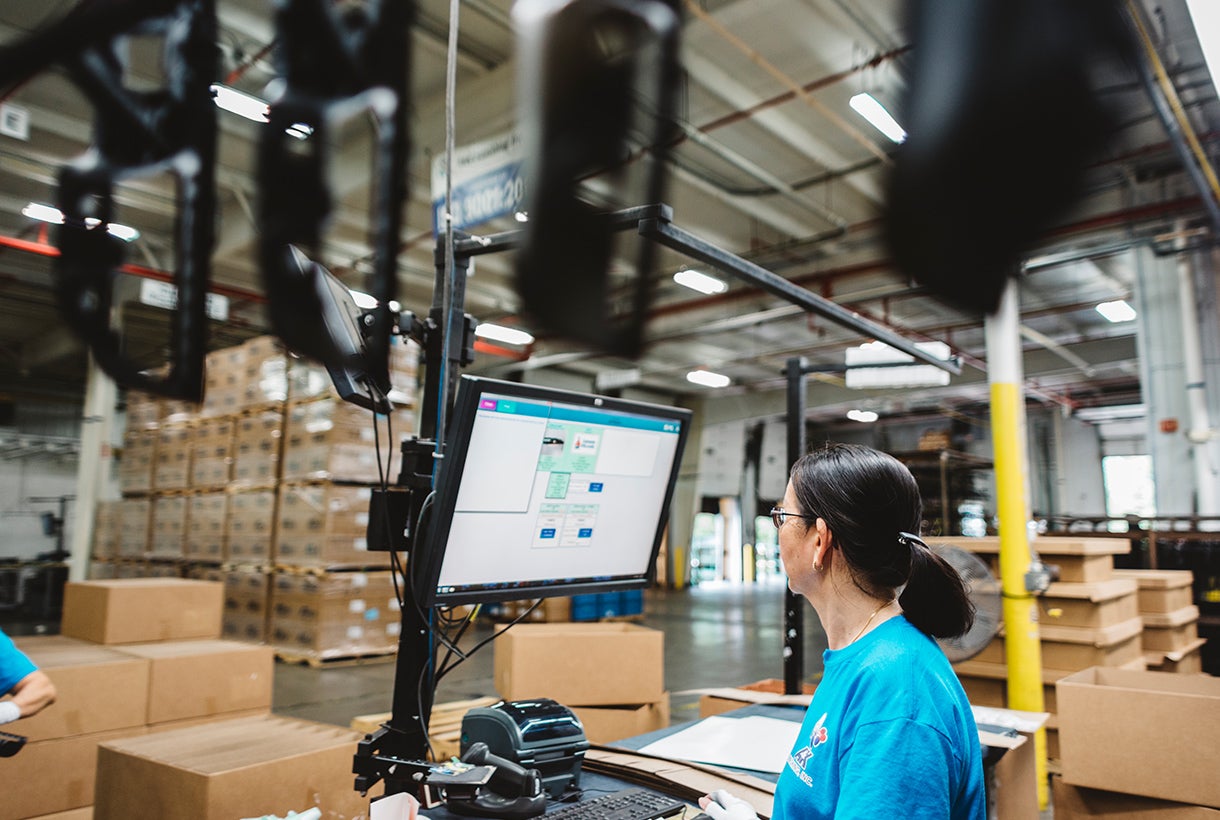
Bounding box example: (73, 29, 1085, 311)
(783, 356, 807, 694)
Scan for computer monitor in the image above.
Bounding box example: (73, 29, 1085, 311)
(415, 376, 692, 607)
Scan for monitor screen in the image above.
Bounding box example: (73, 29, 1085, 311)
(415, 376, 691, 606)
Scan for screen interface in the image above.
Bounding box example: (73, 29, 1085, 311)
(431, 389, 685, 600)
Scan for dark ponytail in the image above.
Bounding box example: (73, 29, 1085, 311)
(898, 535, 975, 639)
(789, 443, 975, 640)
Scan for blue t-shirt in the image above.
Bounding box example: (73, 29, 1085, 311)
(0, 629, 37, 694)
(772, 615, 985, 820)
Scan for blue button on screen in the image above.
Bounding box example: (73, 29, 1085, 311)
(578, 528, 593, 538)
(589, 483, 604, 492)
(540, 528, 556, 538)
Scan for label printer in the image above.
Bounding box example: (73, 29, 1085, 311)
(460, 699, 590, 797)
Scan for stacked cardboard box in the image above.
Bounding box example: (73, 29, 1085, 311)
(189, 416, 234, 489)
(282, 397, 389, 483)
(93, 715, 367, 820)
(115, 498, 151, 560)
(91, 500, 120, 559)
(222, 568, 271, 643)
(184, 492, 227, 562)
(117, 429, 156, 496)
(153, 424, 192, 491)
(226, 488, 278, 564)
(1115, 568, 1208, 672)
(5, 579, 274, 819)
(267, 569, 401, 661)
(274, 482, 388, 569)
(231, 409, 284, 488)
(937, 536, 1142, 760)
(494, 623, 669, 743)
(149, 495, 189, 559)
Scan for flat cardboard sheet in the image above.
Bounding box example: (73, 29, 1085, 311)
(637, 715, 800, 774)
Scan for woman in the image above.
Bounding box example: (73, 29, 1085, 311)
(701, 443, 984, 820)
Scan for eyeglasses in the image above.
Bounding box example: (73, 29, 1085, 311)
(770, 507, 817, 529)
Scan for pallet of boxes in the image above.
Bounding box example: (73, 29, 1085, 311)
(4, 578, 365, 820)
(936, 536, 1147, 767)
(494, 622, 670, 745)
(87, 334, 422, 662)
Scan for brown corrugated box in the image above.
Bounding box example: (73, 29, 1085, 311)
(25, 807, 95, 819)
(117, 429, 157, 495)
(268, 570, 400, 659)
(281, 398, 383, 483)
(1114, 568, 1196, 613)
(979, 617, 1145, 671)
(115, 498, 151, 559)
(494, 623, 664, 706)
(1057, 667, 1220, 807)
(11, 636, 150, 742)
(571, 699, 670, 743)
(933, 536, 1125, 583)
(91, 500, 120, 559)
(115, 639, 274, 724)
(1141, 605, 1201, 652)
(1039, 578, 1139, 629)
(153, 425, 192, 491)
(230, 409, 284, 486)
(185, 492, 228, 560)
(149, 495, 188, 559)
(1, 727, 147, 820)
(93, 715, 368, 820)
(61, 578, 223, 644)
(275, 483, 388, 568)
(1053, 776, 1220, 818)
(225, 488, 278, 563)
(190, 415, 234, 488)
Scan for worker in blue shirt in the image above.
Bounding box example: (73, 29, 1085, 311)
(701, 443, 984, 820)
(0, 628, 56, 725)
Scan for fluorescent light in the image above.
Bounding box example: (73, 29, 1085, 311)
(1185, 0, 1220, 95)
(210, 84, 270, 122)
(23, 202, 140, 242)
(673, 269, 728, 295)
(849, 92, 907, 143)
(1075, 404, 1146, 423)
(475, 323, 535, 346)
(514, 211, 529, 223)
(686, 369, 730, 388)
(1096, 299, 1137, 323)
(847, 409, 879, 423)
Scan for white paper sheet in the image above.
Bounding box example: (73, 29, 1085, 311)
(636, 715, 802, 774)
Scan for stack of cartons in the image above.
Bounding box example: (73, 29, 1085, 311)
(117, 428, 156, 496)
(189, 416, 234, 489)
(184, 492, 227, 562)
(281, 397, 387, 484)
(222, 568, 271, 643)
(274, 483, 387, 569)
(225, 488, 277, 564)
(494, 623, 670, 743)
(153, 424, 192, 492)
(1115, 568, 1207, 673)
(936, 536, 1142, 761)
(5, 579, 275, 819)
(149, 495, 189, 559)
(268, 569, 401, 661)
(231, 409, 284, 487)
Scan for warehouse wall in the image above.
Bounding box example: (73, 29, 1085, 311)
(0, 457, 77, 561)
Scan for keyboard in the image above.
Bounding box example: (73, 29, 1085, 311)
(547, 788, 687, 820)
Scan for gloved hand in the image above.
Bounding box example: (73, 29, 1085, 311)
(698, 790, 758, 820)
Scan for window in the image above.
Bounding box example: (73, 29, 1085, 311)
(1102, 455, 1155, 531)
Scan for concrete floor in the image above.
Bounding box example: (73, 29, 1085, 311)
(271, 580, 827, 729)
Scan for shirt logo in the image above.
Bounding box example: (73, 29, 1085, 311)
(786, 713, 829, 788)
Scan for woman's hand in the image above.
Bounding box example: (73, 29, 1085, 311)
(698, 790, 758, 820)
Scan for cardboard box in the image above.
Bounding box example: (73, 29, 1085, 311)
(225, 487, 278, 563)
(93, 715, 368, 820)
(118, 429, 157, 495)
(0, 727, 146, 820)
(1035, 617, 1145, 672)
(697, 678, 815, 718)
(115, 639, 274, 724)
(1039, 579, 1139, 629)
(1141, 605, 1200, 652)
(1053, 776, 1220, 818)
(934, 536, 1124, 583)
(572, 698, 670, 743)
(153, 425, 192, 491)
(971, 706, 1048, 820)
(1146, 636, 1208, 673)
(1057, 667, 1220, 807)
(268, 570, 400, 659)
(231, 409, 284, 486)
(185, 492, 228, 560)
(11, 636, 150, 742)
(149, 495, 188, 559)
(26, 808, 95, 819)
(1115, 568, 1196, 613)
(115, 498, 151, 558)
(955, 673, 1007, 708)
(61, 578, 223, 644)
(275, 483, 389, 568)
(91, 500, 120, 559)
(494, 623, 664, 705)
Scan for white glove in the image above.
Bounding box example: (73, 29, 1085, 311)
(699, 790, 758, 820)
(0, 700, 20, 725)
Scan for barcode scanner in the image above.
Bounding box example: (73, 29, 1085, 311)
(443, 741, 547, 820)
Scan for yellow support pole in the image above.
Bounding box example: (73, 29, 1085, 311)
(985, 280, 1048, 809)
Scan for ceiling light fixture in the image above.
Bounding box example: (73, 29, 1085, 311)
(1096, 299, 1137, 323)
(686, 369, 730, 388)
(846, 409, 879, 423)
(848, 92, 907, 143)
(22, 202, 140, 242)
(514, 211, 529, 223)
(1185, 0, 1220, 95)
(475, 323, 535, 346)
(673, 269, 728, 295)
(210, 83, 270, 123)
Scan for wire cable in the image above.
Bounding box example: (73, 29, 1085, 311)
(436, 598, 543, 682)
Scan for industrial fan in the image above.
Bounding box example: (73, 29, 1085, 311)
(929, 543, 1003, 662)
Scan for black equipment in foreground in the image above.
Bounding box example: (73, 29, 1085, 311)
(444, 741, 548, 820)
(461, 699, 590, 798)
(0, 730, 27, 757)
(545, 788, 687, 820)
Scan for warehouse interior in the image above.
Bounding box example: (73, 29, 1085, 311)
(1, 0, 1219, 817)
